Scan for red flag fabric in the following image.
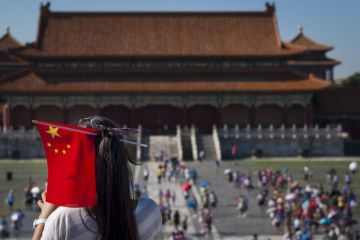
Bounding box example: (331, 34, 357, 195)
(34, 120, 97, 207)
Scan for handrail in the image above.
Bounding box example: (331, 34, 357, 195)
(212, 125, 222, 161)
(136, 125, 142, 161)
(176, 125, 183, 161)
(190, 125, 198, 161)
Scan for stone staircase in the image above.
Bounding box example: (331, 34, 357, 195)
(148, 135, 178, 161)
(197, 135, 217, 160)
(140, 135, 150, 161)
(181, 131, 193, 160)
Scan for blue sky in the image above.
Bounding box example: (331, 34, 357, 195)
(1, 0, 359, 78)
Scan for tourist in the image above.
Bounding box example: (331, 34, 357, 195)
(214, 159, 220, 173)
(5, 190, 14, 210)
(200, 205, 212, 236)
(32, 116, 163, 240)
(237, 195, 249, 218)
(142, 168, 149, 183)
(173, 210, 181, 230)
(231, 144, 237, 159)
(172, 191, 177, 205)
(199, 149, 205, 161)
(0, 215, 10, 238)
(10, 209, 25, 237)
(349, 161, 357, 174)
(303, 165, 312, 181)
(23, 187, 33, 210)
(165, 188, 172, 204)
(157, 165, 163, 184)
(209, 190, 218, 209)
(171, 230, 186, 240)
(344, 173, 351, 184)
(190, 168, 198, 184)
(182, 215, 188, 232)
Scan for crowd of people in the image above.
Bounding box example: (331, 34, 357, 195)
(139, 154, 221, 239)
(1, 145, 359, 240)
(258, 166, 358, 239)
(0, 176, 45, 238)
(221, 161, 360, 240)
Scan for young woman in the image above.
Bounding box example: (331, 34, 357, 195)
(32, 116, 163, 240)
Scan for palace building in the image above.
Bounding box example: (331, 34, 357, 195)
(0, 3, 348, 159)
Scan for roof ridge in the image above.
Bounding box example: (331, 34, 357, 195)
(291, 32, 332, 51)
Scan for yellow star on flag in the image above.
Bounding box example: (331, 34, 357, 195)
(46, 126, 61, 139)
(62, 149, 67, 155)
(47, 142, 52, 147)
(66, 144, 71, 149)
(54, 149, 59, 154)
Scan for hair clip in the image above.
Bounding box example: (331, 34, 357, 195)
(90, 119, 147, 148)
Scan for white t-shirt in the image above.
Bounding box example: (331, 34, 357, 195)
(41, 197, 163, 240)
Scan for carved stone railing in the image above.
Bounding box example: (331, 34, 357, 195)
(212, 125, 222, 161)
(218, 124, 348, 140)
(176, 125, 183, 161)
(136, 125, 142, 161)
(190, 125, 198, 161)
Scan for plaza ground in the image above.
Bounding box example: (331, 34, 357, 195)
(0, 157, 359, 239)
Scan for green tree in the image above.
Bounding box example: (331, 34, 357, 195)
(341, 72, 360, 86)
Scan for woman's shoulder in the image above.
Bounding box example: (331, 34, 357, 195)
(137, 197, 158, 208)
(136, 197, 161, 216)
(42, 207, 96, 240)
(45, 207, 92, 229)
(135, 198, 163, 240)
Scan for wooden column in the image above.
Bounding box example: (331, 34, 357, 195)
(249, 106, 256, 127)
(282, 106, 289, 127)
(2, 103, 10, 131)
(182, 107, 188, 127)
(217, 107, 223, 127)
(63, 107, 69, 123)
(130, 107, 136, 128)
(304, 104, 314, 126)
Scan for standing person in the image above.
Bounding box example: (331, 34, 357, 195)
(165, 188, 172, 204)
(209, 190, 218, 209)
(157, 165, 163, 184)
(5, 190, 14, 211)
(303, 165, 312, 181)
(10, 209, 25, 237)
(0, 215, 10, 238)
(182, 215, 188, 233)
(142, 168, 149, 183)
(237, 195, 249, 218)
(32, 116, 163, 240)
(200, 205, 213, 236)
(199, 149, 205, 161)
(172, 191, 177, 205)
(231, 144, 237, 160)
(184, 168, 191, 182)
(349, 161, 357, 174)
(214, 159, 220, 173)
(190, 168, 198, 184)
(173, 210, 181, 230)
(24, 187, 33, 210)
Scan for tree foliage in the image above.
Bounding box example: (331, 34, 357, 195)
(341, 72, 360, 86)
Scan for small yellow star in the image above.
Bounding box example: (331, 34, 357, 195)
(54, 149, 59, 154)
(66, 144, 71, 149)
(46, 126, 61, 139)
(62, 149, 66, 155)
(47, 142, 52, 147)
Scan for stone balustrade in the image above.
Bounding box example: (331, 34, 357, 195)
(220, 124, 348, 140)
(219, 124, 348, 158)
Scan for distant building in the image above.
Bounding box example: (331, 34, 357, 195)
(0, 3, 341, 132)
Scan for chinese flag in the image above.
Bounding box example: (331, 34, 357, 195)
(34, 120, 97, 207)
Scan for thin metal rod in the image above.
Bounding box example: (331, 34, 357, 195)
(33, 120, 98, 136)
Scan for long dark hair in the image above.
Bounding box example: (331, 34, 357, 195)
(74, 116, 139, 240)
